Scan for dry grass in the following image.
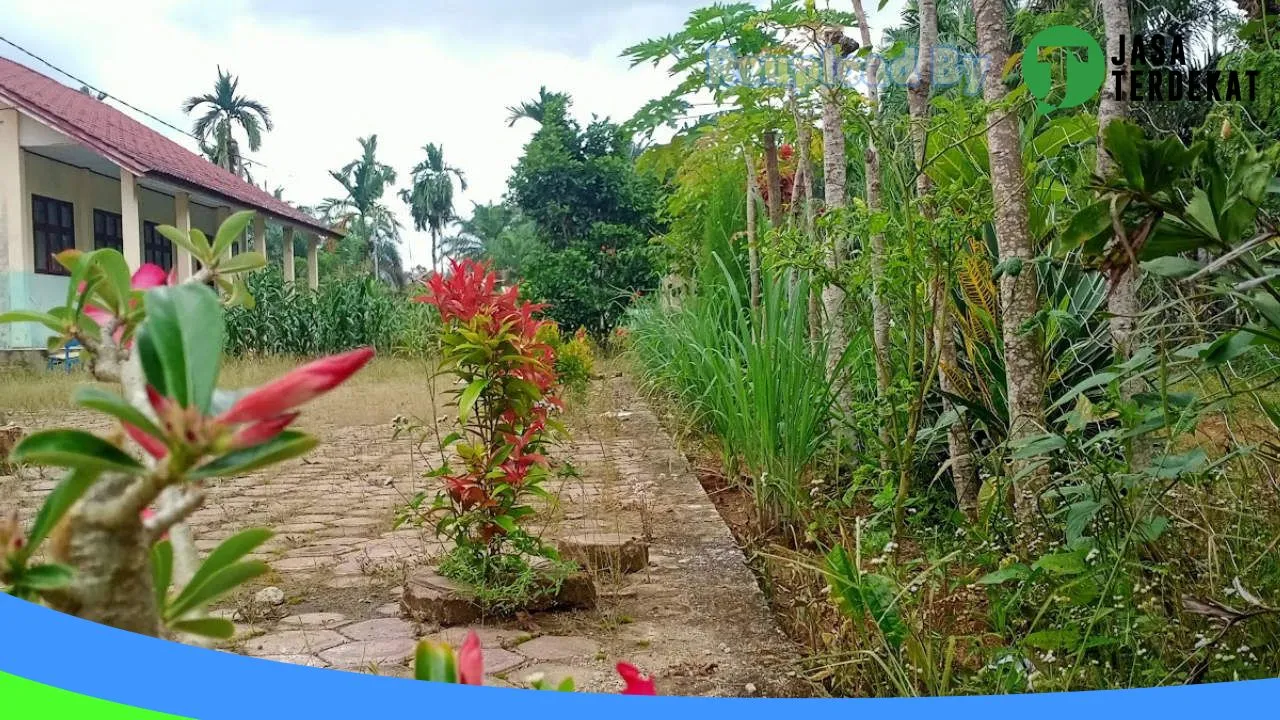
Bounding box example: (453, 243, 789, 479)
(0, 355, 451, 429)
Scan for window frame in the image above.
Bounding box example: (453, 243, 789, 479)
(93, 209, 124, 252)
(142, 220, 174, 272)
(31, 194, 76, 276)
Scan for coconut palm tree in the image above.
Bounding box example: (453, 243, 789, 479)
(323, 135, 401, 283)
(399, 143, 467, 269)
(505, 86, 572, 127)
(182, 67, 272, 179)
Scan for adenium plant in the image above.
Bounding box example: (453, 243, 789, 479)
(0, 212, 373, 638)
(415, 630, 657, 694)
(410, 259, 563, 574)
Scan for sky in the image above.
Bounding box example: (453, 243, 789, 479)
(0, 0, 902, 269)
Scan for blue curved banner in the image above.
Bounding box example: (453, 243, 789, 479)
(1, 593, 1276, 718)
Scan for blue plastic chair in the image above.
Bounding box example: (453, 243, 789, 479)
(46, 339, 82, 373)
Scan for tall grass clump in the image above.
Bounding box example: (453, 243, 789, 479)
(628, 255, 845, 529)
(225, 266, 436, 357)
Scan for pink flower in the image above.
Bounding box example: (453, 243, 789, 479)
(83, 263, 169, 329)
(140, 507, 168, 540)
(123, 422, 168, 459)
(219, 347, 375, 424)
(458, 630, 483, 685)
(229, 412, 299, 449)
(616, 663, 656, 695)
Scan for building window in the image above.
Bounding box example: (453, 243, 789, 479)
(93, 210, 124, 252)
(142, 221, 173, 271)
(32, 195, 76, 275)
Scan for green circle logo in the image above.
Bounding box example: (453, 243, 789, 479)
(1021, 25, 1105, 115)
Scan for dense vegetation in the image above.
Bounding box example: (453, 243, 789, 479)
(611, 0, 1280, 697)
(223, 267, 435, 357)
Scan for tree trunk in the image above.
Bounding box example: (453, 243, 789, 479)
(49, 475, 160, 637)
(764, 130, 784, 229)
(791, 97, 822, 345)
(910, 0, 980, 518)
(972, 0, 1049, 529)
(1098, 0, 1146, 467)
(851, 0, 893, 466)
(744, 148, 762, 310)
(819, 36, 849, 370)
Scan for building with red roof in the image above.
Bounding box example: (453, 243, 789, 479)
(0, 56, 339, 352)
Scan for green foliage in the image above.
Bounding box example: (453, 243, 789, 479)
(224, 266, 436, 357)
(505, 91, 665, 336)
(628, 256, 846, 526)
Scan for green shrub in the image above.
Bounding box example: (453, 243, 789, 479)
(225, 266, 436, 357)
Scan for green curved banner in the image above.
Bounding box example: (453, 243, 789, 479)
(0, 671, 190, 719)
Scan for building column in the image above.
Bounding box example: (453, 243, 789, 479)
(307, 236, 319, 290)
(119, 169, 142, 269)
(282, 225, 295, 285)
(174, 191, 192, 281)
(74, 168, 93, 252)
(1, 109, 33, 349)
(1, 108, 31, 274)
(252, 213, 266, 256)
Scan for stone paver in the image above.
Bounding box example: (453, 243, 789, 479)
(5, 371, 804, 696)
(516, 635, 601, 661)
(339, 618, 416, 641)
(245, 629, 347, 656)
(318, 637, 418, 667)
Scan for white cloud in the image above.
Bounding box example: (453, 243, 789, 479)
(0, 0, 903, 268)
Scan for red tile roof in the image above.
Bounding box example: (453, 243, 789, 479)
(0, 56, 336, 237)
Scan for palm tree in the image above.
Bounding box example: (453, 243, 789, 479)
(323, 135, 401, 283)
(505, 86, 572, 127)
(182, 67, 273, 179)
(399, 143, 467, 269)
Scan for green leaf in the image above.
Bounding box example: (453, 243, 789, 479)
(1011, 433, 1066, 459)
(92, 249, 133, 314)
(1141, 256, 1202, 279)
(188, 431, 318, 480)
(977, 564, 1031, 585)
(189, 229, 213, 256)
(157, 225, 209, 263)
(1050, 371, 1118, 410)
(1058, 199, 1114, 255)
(164, 560, 268, 620)
(218, 252, 267, 275)
(991, 257, 1023, 279)
(1151, 449, 1208, 479)
(170, 618, 235, 639)
(212, 210, 255, 258)
(1136, 516, 1170, 543)
(179, 529, 272, 607)
(457, 379, 489, 424)
(493, 515, 517, 533)
(1065, 500, 1101, 543)
(1033, 551, 1087, 576)
(140, 284, 225, 412)
(414, 640, 459, 683)
(0, 309, 67, 332)
(1023, 627, 1080, 650)
(21, 563, 75, 590)
(10, 430, 143, 474)
(72, 386, 165, 440)
(1184, 190, 1221, 241)
(22, 469, 101, 560)
(152, 540, 173, 612)
(1200, 330, 1258, 367)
